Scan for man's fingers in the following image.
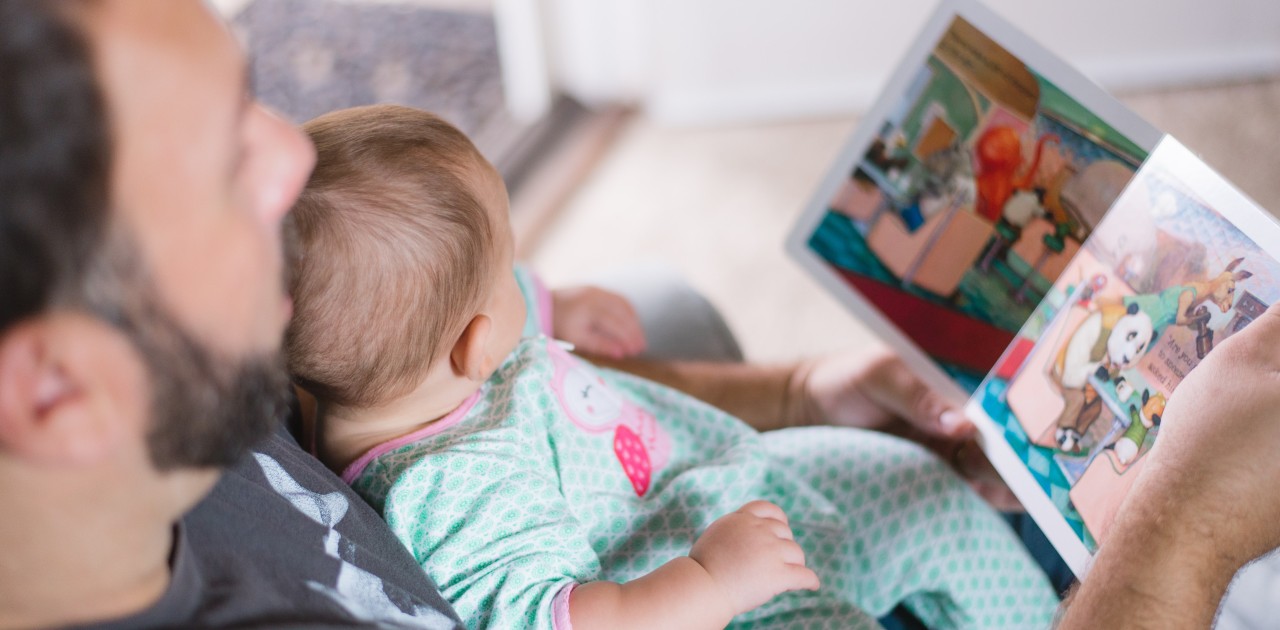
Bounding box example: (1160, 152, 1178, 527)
(954, 438, 997, 480)
(909, 387, 974, 439)
(869, 357, 969, 438)
(586, 302, 646, 356)
(956, 438, 1014, 488)
(587, 326, 637, 359)
(552, 287, 647, 356)
(602, 301, 646, 352)
(880, 363, 937, 428)
(600, 315, 645, 352)
(954, 443, 1025, 511)
(972, 479, 1024, 512)
(937, 411, 978, 439)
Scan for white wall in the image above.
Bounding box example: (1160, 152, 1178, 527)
(544, 0, 1280, 125)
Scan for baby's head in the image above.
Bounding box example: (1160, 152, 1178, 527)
(286, 105, 525, 412)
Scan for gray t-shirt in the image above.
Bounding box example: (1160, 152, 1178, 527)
(81, 429, 463, 629)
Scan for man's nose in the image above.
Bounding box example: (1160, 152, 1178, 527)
(253, 105, 316, 227)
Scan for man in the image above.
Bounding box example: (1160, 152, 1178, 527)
(0, 2, 461, 627)
(0, 1, 1277, 628)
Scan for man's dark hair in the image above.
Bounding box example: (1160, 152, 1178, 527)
(0, 1, 111, 330)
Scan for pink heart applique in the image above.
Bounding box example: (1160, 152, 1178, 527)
(613, 425, 651, 496)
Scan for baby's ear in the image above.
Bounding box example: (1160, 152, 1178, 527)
(450, 314, 493, 382)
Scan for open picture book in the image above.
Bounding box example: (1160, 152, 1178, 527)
(785, 0, 1280, 579)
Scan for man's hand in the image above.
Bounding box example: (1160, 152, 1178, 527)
(689, 501, 820, 616)
(551, 286, 646, 359)
(1133, 303, 1280, 568)
(1058, 304, 1280, 628)
(797, 350, 1021, 510)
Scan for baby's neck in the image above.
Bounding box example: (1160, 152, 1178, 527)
(317, 376, 482, 474)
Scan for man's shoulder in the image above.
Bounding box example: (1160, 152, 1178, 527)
(169, 429, 463, 629)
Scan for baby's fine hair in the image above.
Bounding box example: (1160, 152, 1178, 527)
(286, 104, 496, 408)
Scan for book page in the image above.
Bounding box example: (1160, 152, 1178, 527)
(786, 0, 1160, 405)
(967, 137, 1280, 578)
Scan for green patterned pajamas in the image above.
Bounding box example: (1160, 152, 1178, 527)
(741, 428, 1055, 629)
(344, 271, 1056, 629)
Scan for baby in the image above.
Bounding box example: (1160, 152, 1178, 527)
(286, 104, 1057, 629)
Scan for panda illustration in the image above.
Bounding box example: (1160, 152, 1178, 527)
(1051, 302, 1157, 453)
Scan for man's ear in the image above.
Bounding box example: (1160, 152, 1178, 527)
(449, 314, 493, 383)
(0, 316, 139, 466)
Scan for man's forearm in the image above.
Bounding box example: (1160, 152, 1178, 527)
(1056, 470, 1239, 629)
(587, 355, 804, 432)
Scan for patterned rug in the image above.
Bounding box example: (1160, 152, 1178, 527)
(232, 0, 526, 163)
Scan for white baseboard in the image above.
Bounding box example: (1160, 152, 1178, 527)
(1080, 46, 1280, 93)
(645, 79, 887, 127)
(645, 46, 1280, 127)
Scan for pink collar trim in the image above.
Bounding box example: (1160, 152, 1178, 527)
(340, 390, 483, 484)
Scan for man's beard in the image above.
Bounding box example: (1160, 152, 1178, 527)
(128, 300, 289, 470)
(82, 233, 288, 471)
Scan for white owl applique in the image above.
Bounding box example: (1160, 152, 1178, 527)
(547, 341, 670, 496)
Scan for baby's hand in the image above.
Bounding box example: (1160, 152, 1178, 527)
(689, 500, 820, 616)
(551, 286, 646, 359)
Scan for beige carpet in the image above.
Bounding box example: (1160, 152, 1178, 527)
(527, 78, 1280, 364)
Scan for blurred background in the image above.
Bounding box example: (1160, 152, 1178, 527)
(211, 0, 1280, 366)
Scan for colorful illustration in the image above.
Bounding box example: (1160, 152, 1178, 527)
(790, 1, 1275, 580)
(805, 16, 1148, 390)
(974, 143, 1280, 556)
